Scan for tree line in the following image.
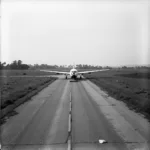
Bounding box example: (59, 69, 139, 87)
(29, 64, 105, 70)
(0, 60, 29, 70)
(0, 60, 149, 70)
(0, 60, 107, 70)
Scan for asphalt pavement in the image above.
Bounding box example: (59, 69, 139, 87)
(1, 76, 150, 150)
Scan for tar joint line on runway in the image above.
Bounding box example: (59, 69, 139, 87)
(68, 91, 72, 150)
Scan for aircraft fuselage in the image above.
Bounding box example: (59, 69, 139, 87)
(69, 68, 80, 79)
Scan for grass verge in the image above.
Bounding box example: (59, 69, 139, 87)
(0, 76, 57, 119)
(84, 68, 150, 119)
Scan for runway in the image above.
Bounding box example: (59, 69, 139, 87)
(1, 76, 150, 150)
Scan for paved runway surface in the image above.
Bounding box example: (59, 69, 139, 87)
(1, 76, 150, 150)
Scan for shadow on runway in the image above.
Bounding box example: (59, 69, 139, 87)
(69, 78, 88, 82)
(58, 77, 88, 82)
(70, 80, 78, 82)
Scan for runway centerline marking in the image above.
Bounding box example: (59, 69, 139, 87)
(68, 91, 72, 150)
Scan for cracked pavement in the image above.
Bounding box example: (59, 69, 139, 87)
(1, 76, 150, 150)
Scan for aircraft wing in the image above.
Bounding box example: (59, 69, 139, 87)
(40, 70, 70, 75)
(78, 69, 109, 74)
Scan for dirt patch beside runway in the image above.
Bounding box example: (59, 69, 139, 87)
(84, 68, 150, 118)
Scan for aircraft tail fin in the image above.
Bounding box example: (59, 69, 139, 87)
(73, 62, 76, 69)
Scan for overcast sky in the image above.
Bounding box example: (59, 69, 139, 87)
(1, 0, 149, 66)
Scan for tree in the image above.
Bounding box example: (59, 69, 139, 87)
(17, 60, 22, 66)
(0, 62, 6, 69)
(122, 66, 127, 69)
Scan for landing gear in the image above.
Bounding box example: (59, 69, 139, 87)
(80, 76, 82, 79)
(65, 76, 67, 79)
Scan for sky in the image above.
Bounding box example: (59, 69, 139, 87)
(1, 0, 149, 66)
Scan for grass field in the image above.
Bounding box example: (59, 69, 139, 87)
(0, 70, 57, 118)
(0, 69, 56, 76)
(84, 68, 150, 118)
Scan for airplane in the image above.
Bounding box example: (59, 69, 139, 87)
(40, 65, 109, 80)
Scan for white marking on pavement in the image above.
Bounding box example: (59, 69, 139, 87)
(68, 114, 71, 133)
(99, 139, 107, 144)
(68, 139, 71, 150)
(70, 92, 72, 102)
(70, 102, 72, 112)
(68, 91, 72, 150)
